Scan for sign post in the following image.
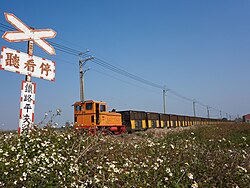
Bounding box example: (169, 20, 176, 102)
(0, 12, 56, 135)
(26, 40, 34, 82)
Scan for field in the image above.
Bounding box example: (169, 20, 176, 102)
(0, 123, 249, 187)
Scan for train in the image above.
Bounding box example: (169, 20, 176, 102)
(73, 100, 230, 134)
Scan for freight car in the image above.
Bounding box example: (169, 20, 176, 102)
(73, 100, 228, 134)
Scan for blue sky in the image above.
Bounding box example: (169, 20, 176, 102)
(0, 1, 250, 130)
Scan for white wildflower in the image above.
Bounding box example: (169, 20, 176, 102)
(166, 167, 171, 173)
(157, 158, 163, 163)
(170, 144, 175, 149)
(147, 140, 155, 147)
(237, 166, 247, 173)
(97, 166, 103, 169)
(191, 181, 198, 188)
(123, 162, 129, 167)
(94, 175, 100, 183)
(188, 172, 194, 180)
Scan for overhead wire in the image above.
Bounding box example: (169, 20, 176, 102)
(50, 41, 82, 55)
(168, 90, 193, 102)
(93, 57, 164, 89)
(0, 23, 14, 30)
(0, 24, 234, 118)
(91, 67, 160, 95)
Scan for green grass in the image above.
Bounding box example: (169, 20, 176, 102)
(0, 123, 249, 187)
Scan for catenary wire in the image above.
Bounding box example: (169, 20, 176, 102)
(0, 25, 233, 118)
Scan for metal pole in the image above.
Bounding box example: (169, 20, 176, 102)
(193, 101, 196, 117)
(79, 59, 84, 102)
(79, 56, 94, 102)
(163, 88, 168, 114)
(207, 106, 210, 118)
(26, 40, 33, 81)
(163, 89, 166, 114)
(20, 32, 34, 136)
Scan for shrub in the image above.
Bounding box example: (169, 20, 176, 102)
(0, 123, 249, 187)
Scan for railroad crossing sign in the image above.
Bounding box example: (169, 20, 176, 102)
(2, 13, 56, 55)
(1, 12, 57, 135)
(0, 47, 56, 81)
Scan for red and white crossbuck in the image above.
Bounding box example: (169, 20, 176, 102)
(2, 13, 56, 55)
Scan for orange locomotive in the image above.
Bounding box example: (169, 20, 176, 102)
(73, 100, 126, 134)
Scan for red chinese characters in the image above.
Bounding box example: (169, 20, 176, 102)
(19, 81, 36, 134)
(24, 59, 36, 72)
(5, 52, 20, 68)
(40, 62, 51, 76)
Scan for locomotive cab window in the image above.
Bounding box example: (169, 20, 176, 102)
(100, 105, 106, 112)
(86, 103, 93, 110)
(75, 105, 82, 111)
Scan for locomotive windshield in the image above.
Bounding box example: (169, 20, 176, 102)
(75, 105, 82, 111)
(100, 104, 106, 112)
(86, 103, 93, 110)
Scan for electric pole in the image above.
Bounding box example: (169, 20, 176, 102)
(163, 87, 168, 114)
(207, 106, 210, 118)
(79, 53, 94, 102)
(220, 110, 222, 119)
(193, 100, 196, 117)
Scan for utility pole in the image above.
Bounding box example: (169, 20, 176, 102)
(220, 110, 222, 119)
(163, 87, 168, 114)
(207, 106, 210, 118)
(193, 100, 196, 117)
(79, 53, 93, 102)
